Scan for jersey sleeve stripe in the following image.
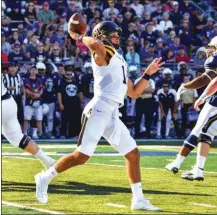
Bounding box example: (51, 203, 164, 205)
(104, 45, 115, 54)
(105, 48, 115, 57)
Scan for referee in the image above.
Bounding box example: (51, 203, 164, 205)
(3, 62, 24, 125)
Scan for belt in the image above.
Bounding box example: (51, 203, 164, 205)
(2, 93, 11, 100)
(99, 96, 121, 108)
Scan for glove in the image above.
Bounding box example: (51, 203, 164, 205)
(176, 84, 187, 101)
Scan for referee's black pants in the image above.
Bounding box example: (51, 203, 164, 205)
(135, 97, 154, 138)
(13, 95, 24, 126)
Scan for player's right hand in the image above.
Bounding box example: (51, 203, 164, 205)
(68, 25, 80, 40)
(176, 84, 187, 101)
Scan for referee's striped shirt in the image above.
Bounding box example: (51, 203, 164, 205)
(3, 73, 23, 96)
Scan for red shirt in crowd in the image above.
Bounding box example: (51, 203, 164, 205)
(175, 54, 190, 63)
(1, 52, 8, 63)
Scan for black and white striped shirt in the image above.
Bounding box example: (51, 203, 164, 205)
(3, 73, 23, 96)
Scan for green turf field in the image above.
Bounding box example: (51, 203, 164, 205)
(2, 143, 217, 214)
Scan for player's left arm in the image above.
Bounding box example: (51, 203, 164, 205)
(184, 70, 217, 89)
(127, 58, 164, 99)
(194, 77, 217, 111)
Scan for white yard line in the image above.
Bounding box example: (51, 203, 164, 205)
(3, 155, 217, 174)
(105, 203, 127, 208)
(2, 201, 66, 214)
(190, 202, 217, 208)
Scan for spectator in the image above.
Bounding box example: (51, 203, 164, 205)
(157, 82, 180, 139)
(39, 63, 59, 138)
(170, 1, 182, 26)
(50, 0, 68, 16)
(156, 68, 174, 90)
(84, 0, 97, 23)
(43, 25, 62, 45)
(155, 38, 164, 58)
(179, 0, 193, 14)
(115, 13, 128, 34)
(43, 37, 51, 52)
(1, 16, 12, 37)
(193, 47, 207, 69)
(2, 32, 12, 56)
(55, 24, 66, 47)
(131, 0, 144, 18)
(124, 22, 139, 42)
(103, 1, 119, 20)
(134, 75, 155, 138)
(6, 2, 23, 22)
(31, 42, 48, 63)
(151, 17, 163, 33)
(56, 63, 65, 79)
(48, 45, 63, 63)
(25, 35, 40, 60)
(175, 45, 190, 63)
(145, 0, 158, 14)
(8, 43, 26, 62)
(24, 2, 37, 26)
(125, 46, 140, 70)
(140, 43, 156, 63)
(37, 2, 55, 25)
(201, 17, 214, 43)
(169, 36, 186, 56)
(192, 11, 207, 34)
(121, 1, 136, 19)
(63, 0, 77, 21)
(128, 65, 139, 82)
(1, 51, 8, 63)
(23, 26, 35, 46)
(133, 16, 143, 37)
(23, 66, 44, 138)
(162, 48, 176, 63)
(174, 62, 193, 89)
(177, 20, 192, 48)
(159, 12, 173, 33)
(151, 3, 163, 22)
(58, 69, 83, 138)
(140, 11, 151, 25)
(140, 23, 157, 46)
(179, 75, 198, 137)
(3, 62, 24, 125)
(164, 30, 176, 46)
(17, 23, 27, 42)
(8, 31, 23, 46)
(88, 9, 103, 26)
(58, 14, 68, 33)
(80, 62, 94, 107)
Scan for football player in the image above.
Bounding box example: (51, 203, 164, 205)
(165, 36, 217, 180)
(35, 20, 164, 211)
(2, 80, 55, 169)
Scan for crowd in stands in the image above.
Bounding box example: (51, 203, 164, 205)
(1, 0, 217, 139)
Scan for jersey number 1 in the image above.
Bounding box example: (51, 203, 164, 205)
(122, 66, 126, 84)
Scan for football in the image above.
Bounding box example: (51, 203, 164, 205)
(69, 13, 87, 35)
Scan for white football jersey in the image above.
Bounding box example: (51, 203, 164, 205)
(91, 44, 128, 105)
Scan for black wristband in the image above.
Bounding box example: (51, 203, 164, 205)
(142, 73, 151, 81)
(78, 35, 83, 42)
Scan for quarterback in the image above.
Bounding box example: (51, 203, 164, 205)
(35, 21, 164, 211)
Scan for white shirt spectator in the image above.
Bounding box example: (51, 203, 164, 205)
(131, 3, 144, 18)
(159, 20, 173, 32)
(103, 8, 119, 20)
